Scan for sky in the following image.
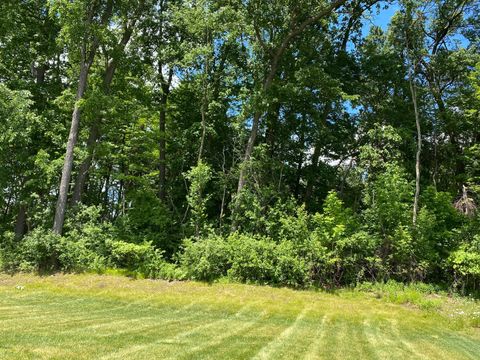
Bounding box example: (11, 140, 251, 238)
(363, 3, 400, 33)
(361, 2, 470, 47)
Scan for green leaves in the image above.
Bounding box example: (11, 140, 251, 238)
(185, 161, 213, 237)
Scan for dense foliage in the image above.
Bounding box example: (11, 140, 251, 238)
(1, 0, 480, 292)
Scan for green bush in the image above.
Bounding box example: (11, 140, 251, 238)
(227, 233, 276, 283)
(180, 235, 231, 282)
(107, 240, 155, 270)
(64, 206, 113, 255)
(0, 227, 107, 273)
(57, 238, 106, 273)
(145, 259, 185, 281)
(448, 234, 480, 293)
(274, 240, 310, 287)
(18, 229, 62, 272)
(0, 231, 21, 272)
(113, 190, 178, 255)
(0, 212, 178, 279)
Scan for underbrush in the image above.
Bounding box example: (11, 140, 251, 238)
(1, 229, 479, 328)
(0, 228, 185, 281)
(354, 280, 480, 328)
(355, 281, 444, 310)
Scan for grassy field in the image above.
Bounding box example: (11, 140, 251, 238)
(0, 274, 479, 359)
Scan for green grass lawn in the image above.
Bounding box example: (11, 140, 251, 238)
(0, 274, 479, 359)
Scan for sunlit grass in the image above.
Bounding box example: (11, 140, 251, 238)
(0, 273, 478, 359)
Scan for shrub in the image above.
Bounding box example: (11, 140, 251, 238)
(227, 233, 276, 283)
(57, 237, 106, 273)
(362, 163, 413, 237)
(64, 205, 115, 253)
(107, 240, 155, 270)
(113, 190, 178, 255)
(275, 204, 311, 246)
(0, 231, 20, 272)
(307, 194, 381, 287)
(13, 228, 62, 272)
(0, 227, 107, 273)
(180, 235, 231, 282)
(145, 259, 185, 281)
(274, 241, 310, 287)
(448, 235, 480, 293)
(184, 161, 212, 238)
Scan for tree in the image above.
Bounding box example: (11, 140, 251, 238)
(52, 0, 114, 234)
(234, 0, 351, 203)
(71, 0, 145, 205)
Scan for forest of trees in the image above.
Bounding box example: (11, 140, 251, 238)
(1, 0, 480, 291)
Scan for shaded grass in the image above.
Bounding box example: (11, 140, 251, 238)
(0, 274, 479, 359)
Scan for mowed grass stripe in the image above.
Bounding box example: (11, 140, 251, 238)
(252, 306, 311, 360)
(1, 306, 220, 358)
(363, 318, 413, 360)
(0, 273, 479, 360)
(167, 302, 267, 359)
(181, 313, 297, 359)
(99, 318, 229, 359)
(304, 315, 328, 359)
(426, 329, 480, 360)
(385, 319, 426, 359)
(97, 303, 261, 360)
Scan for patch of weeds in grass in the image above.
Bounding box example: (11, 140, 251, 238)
(96, 268, 142, 278)
(442, 296, 480, 329)
(355, 280, 444, 310)
(355, 281, 480, 329)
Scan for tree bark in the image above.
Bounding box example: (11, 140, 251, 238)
(53, 60, 91, 235)
(294, 124, 306, 197)
(14, 204, 27, 239)
(158, 94, 168, 201)
(71, 121, 99, 205)
(409, 73, 421, 225)
(197, 31, 211, 164)
(71, 22, 135, 206)
(305, 144, 321, 202)
(52, 0, 113, 234)
(304, 103, 332, 203)
(158, 67, 173, 201)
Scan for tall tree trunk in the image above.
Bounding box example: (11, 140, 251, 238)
(14, 204, 27, 239)
(53, 60, 91, 235)
(71, 22, 135, 206)
(71, 121, 99, 205)
(265, 102, 281, 156)
(432, 124, 438, 189)
(159, 93, 168, 201)
(52, 1, 113, 234)
(409, 74, 421, 225)
(197, 33, 210, 164)
(102, 164, 112, 219)
(198, 102, 208, 163)
(158, 69, 173, 201)
(304, 144, 321, 203)
(294, 126, 306, 197)
(2, 194, 12, 222)
(236, 110, 262, 197)
(235, 65, 276, 198)
(304, 103, 332, 203)
(219, 145, 227, 228)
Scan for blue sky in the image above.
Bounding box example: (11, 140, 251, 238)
(361, 2, 470, 48)
(364, 3, 400, 32)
